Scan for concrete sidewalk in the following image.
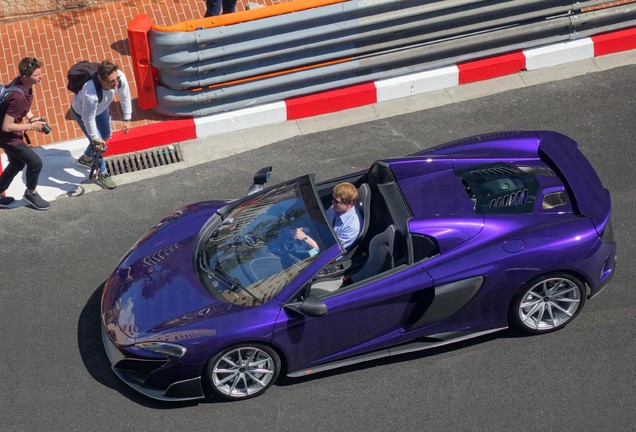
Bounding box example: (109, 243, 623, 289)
(3, 47, 635, 210)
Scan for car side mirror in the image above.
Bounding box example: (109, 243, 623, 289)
(285, 295, 328, 317)
(247, 166, 273, 195)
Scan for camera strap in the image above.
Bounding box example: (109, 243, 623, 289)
(23, 131, 31, 145)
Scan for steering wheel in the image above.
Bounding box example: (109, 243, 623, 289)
(243, 232, 263, 247)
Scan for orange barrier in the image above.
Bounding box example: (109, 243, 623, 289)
(154, 0, 346, 32)
(128, 14, 156, 110)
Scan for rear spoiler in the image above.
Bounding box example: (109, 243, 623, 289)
(537, 131, 611, 234)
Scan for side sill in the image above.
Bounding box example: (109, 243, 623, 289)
(287, 327, 507, 378)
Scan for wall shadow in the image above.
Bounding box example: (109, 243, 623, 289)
(111, 39, 131, 56)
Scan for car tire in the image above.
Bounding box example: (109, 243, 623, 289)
(204, 343, 281, 400)
(509, 273, 586, 334)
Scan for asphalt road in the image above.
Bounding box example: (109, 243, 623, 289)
(1, 65, 635, 432)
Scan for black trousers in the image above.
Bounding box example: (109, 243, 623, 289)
(0, 142, 43, 192)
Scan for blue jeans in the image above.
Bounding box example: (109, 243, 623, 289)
(71, 108, 110, 174)
(205, 0, 237, 17)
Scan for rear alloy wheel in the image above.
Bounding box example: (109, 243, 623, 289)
(511, 273, 586, 334)
(205, 344, 280, 400)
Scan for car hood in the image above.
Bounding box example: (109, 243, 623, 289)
(102, 200, 240, 343)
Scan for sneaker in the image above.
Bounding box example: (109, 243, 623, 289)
(76, 156, 92, 170)
(96, 173, 117, 189)
(24, 190, 50, 210)
(0, 196, 15, 208)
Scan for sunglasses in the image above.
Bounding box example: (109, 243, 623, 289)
(332, 197, 345, 205)
(100, 76, 119, 86)
(25, 57, 38, 74)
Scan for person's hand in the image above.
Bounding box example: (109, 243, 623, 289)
(293, 228, 319, 251)
(122, 118, 131, 134)
(294, 228, 308, 242)
(92, 138, 107, 152)
(29, 120, 46, 131)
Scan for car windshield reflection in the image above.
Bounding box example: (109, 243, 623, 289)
(198, 177, 335, 306)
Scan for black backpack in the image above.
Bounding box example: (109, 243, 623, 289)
(0, 80, 25, 119)
(67, 61, 104, 102)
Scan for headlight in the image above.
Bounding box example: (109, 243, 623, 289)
(135, 341, 187, 365)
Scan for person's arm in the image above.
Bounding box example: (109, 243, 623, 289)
(337, 225, 359, 250)
(117, 71, 133, 121)
(295, 228, 319, 250)
(336, 211, 362, 250)
(2, 112, 45, 133)
(2, 95, 45, 133)
(79, 91, 101, 142)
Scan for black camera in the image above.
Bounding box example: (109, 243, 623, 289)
(34, 117, 52, 135)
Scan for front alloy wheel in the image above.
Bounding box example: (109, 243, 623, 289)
(510, 273, 586, 334)
(205, 344, 281, 400)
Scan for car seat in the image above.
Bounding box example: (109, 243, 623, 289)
(347, 182, 371, 254)
(347, 224, 397, 284)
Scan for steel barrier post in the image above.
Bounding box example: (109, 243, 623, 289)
(128, 14, 156, 110)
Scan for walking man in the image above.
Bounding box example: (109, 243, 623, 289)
(71, 60, 132, 189)
(0, 57, 50, 210)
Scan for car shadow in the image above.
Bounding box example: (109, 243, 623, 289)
(78, 286, 536, 405)
(77, 284, 200, 409)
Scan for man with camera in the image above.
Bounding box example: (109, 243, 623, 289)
(0, 57, 50, 210)
(71, 60, 132, 190)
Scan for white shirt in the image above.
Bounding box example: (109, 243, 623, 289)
(71, 70, 132, 141)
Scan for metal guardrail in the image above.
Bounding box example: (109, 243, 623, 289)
(135, 0, 636, 117)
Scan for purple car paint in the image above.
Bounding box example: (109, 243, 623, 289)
(101, 131, 616, 401)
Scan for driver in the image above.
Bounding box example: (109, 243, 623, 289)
(294, 182, 363, 251)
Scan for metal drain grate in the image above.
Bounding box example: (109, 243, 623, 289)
(105, 144, 184, 176)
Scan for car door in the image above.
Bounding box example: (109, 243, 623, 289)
(271, 263, 434, 375)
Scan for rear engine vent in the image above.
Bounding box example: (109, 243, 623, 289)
(490, 189, 528, 209)
(469, 166, 518, 176)
(105, 144, 184, 176)
(456, 162, 539, 214)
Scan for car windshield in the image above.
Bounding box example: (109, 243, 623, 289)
(198, 176, 337, 306)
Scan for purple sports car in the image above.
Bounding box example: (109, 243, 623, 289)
(101, 131, 616, 401)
